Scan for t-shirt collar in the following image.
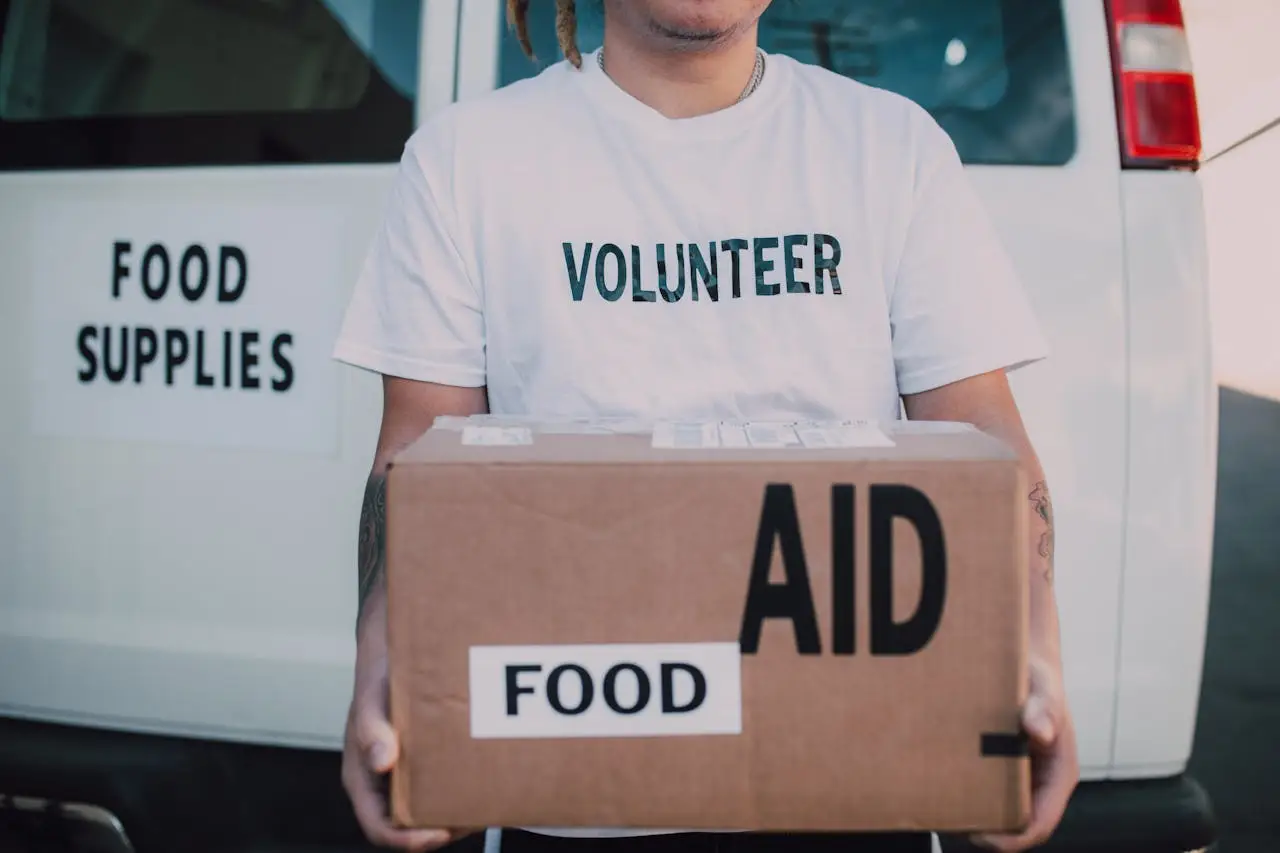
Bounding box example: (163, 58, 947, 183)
(574, 47, 790, 142)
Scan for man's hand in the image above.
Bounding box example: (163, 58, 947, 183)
(344, 377, 488, 850)
(342, 598, 455, 852)
(974, 654, 1080, 852)
(903, 370, 1079, 849)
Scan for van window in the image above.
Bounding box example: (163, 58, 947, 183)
(497, 0, 1076, 167)
(0, 0, 420, 170)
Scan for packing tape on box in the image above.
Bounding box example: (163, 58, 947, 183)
(652, 420, 896, 449)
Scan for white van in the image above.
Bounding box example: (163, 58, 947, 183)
(0, 1, 1219, 851)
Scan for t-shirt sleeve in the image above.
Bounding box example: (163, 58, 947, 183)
(888, 111, 1050, 397)
(331, 132, 485, 387)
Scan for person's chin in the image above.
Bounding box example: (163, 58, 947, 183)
(652, 24, 727, 45)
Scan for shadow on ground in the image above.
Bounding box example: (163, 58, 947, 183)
(1188, 386, 1280, 853)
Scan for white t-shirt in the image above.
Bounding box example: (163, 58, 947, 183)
(333, 49, 1048, 838)
(334, 48, 1047, 422)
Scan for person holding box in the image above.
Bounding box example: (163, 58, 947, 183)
(332, 2, 1078, 851)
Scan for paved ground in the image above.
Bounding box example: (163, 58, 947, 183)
(1187, 387, 1280, 853)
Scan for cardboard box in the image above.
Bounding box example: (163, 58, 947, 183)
(386, 417, 1031, 833)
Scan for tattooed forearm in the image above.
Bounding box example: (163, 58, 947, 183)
(1029, 480, 1055, 584)
(357, 472, 388, 623)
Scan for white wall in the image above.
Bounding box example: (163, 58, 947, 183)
(1183, 0, 1280, 400)
(1183, 0, 1280, 158)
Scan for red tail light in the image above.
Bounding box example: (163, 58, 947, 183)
(1106, 0, 1203, 168)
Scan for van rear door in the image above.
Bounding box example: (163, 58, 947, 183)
(453, 0, 1130, 777)
(0, 0, 453, 748)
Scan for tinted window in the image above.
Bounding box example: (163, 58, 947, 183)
(0, 0, 420, 170)
(498, 0, 1076, 166)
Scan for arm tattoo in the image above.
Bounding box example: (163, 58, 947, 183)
(1029, 481, 1055, 584)
(357, 473, 388, 621)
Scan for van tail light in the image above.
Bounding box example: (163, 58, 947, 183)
(1106, 0, 1202, 168)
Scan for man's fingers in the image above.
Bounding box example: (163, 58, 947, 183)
(347, 764, 452, 851)
(972, 738, 1078, 852)
(972, 821, 1048, 853)
(1030, 739, 1079, 834)
(1024, 654, 1069, 747)
(344, 683, 436, 850)
(355, 697, 400, 773)
(1022, 692, 1057, 747)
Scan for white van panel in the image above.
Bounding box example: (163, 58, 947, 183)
(419, 0, 465, 121)
(0, 165, 395, 749)
(1113, 170, 1217, 776)
(977, 0, 1129, 777)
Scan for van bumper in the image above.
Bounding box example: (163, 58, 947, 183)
(1, 718, 1217, 853)
(943, 774, 1218, 853)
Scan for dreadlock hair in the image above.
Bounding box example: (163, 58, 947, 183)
(507, 0, 582, 69)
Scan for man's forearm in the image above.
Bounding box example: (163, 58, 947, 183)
(900, 372, 1063, 659)
(358, 470, 389, 622)
(1022, 465, 1063, 662)
(351, 469, 394, 710)
(353, 378, 489, 639)
(962, 411, 1062, 659)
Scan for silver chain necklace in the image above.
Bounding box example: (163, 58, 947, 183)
(596, 48, 767, 105)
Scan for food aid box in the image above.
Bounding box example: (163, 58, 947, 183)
(385, 416, 1031, 834)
